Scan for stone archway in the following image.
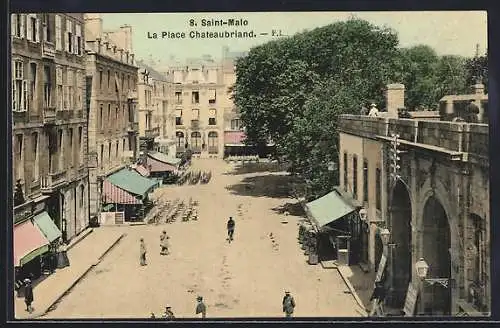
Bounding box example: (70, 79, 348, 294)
(389, 180, 412, 308)
(421, 195, 452, 315)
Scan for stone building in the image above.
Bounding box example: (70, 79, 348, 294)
(83, 14, 139, 219)
(338, 84, 490, 316)
(11, 13, 89, 242)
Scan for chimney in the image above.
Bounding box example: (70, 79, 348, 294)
(84, 14, 103, 41)
(386, 83, 405, 118)
(120, 24, 133, 53)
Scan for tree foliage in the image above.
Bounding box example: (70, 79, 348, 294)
(232, 18, 487, 200)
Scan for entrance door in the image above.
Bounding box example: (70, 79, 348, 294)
(336, 236, 351, 265)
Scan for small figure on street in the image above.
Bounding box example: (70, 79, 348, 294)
(160, 231, 170, 255)
(195, 296, 207, 318)
(140, 238, 147, 266)
(162, 305, 175, 319)
(368, 103, 379, 117)
(227, 217, 235, 242)
(24, 278, 34, 313)
(282, 290, 296, 318)
(369, 281, 386, 316)
(150, 312, 156, 318)
(56, 240, 70, 268)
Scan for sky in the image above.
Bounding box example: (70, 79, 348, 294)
(101, 11, 488, 63)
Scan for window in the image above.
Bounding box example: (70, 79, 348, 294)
(122, 139, 126, 152)
(79, 185, 85, 209)
(209, 118, 216, 125)
(176, 117, 182, 125)
(192, 109, 199, 119)
(100, 144, 104, 168)
(12, 61, 27, 111)
(27, 14, 39, 42)
(55, 15, 62, 50)
(99, 104, 103, 129)
(75, 24, 82, 55)
(352, 155, 358, 199)
(376, 168, 381, 210)
(121, 73, 125, 93)
(32, 132, 39, 180)
(175, 91, 182, 104)
(43, 14, 51, 42)
(99, 70, 103, 88)
(191, 131, 202, 149)
(115, 106, 118, 120)
(78, 127, 83, 164)
(107, 70, 110, 89)
(208, 88, 216, 104)
(127, 75, 130, 90)
(116, 142, 119, 158)
(68, 128, 74, 167)
(67, 69, 73, 108)
(15, 134, 23, 180)
(108, 142, 111, 159)
(363, 159, 368, 203)
(66, 19, 73, 53)
(11, 14, 25, 38)
(176, 132, 184, 148)
(58, 129, 63, 170)
(107, 104, 111, 128)
(28, 63, 37, 111)
(191, 91, 199, 104)
(208, 131, 218, 154)
(56, 66, 63, 109)
(343, 152, 348, 192)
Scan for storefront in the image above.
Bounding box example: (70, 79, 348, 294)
(144, 151, 181, 183)
(33, 211, 63, 272)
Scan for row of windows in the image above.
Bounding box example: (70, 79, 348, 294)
(98, 139, 129, 169)
(174, 89, 217, 104)
(343, 152, 382, 211)
(98, 103, 129, 131)
(175, 131, 219, 149)
(11, 14, 83, 56)
(97, 69, 137, 95)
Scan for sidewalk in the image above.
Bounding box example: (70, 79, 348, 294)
(15, 227, 126, 320)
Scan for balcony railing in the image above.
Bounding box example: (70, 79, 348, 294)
(42, 106, 56, 125)
(191, 120, 200, 129)
(41, 42, 56, 59)
(40, 170, 67, 192)
(127, 122, 139, 132)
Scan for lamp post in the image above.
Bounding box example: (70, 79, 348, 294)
(380, 228, 390, 257)
(415, 257, 429, 315)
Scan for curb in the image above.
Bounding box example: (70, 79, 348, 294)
(67, 228, 94, 251)
(36, 233, 126, 319)
(336, 266, 369, 317)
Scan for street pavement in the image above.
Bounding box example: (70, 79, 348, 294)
(40, 159, 365, 319)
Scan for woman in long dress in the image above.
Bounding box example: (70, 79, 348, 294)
(160, 231, 170, 255)
(57, 240, 70, 268)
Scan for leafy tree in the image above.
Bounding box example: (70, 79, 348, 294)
(465, 54, 488, 93)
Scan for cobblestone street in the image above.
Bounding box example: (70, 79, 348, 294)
(41, 159, 364, 318)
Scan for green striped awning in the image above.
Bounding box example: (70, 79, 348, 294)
(33, 211, 62, 243)
(106, 168, 159, 197)
(305, 189, 356, 228)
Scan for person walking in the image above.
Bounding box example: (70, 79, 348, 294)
(369, 281, 386, 316)
(140, 238, 147, 266)
(227, 217, 235, 242)
(24, 278, 34, 313)
(162, 305, 175, 319)
(195, 296, 207, 318)
(368, 103, 379, 117)
(282, 290, 295, 318)
(160, 231, 170, 255)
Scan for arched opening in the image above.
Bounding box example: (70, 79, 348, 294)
(421, 196, 451, 315)
(208, 131, 218, 154)
(176, 131, 185, 152)
(389, 180, 412, 308)
(191, 131, 202, 153)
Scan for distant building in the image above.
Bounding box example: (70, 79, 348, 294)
(84, 14, 139, 220)
(11, 13, 89, 277)
(338, 83, 490, 316)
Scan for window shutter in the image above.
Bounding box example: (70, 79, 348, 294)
(74, 34, 78, 54)
(11, 14, 17, 36)
(12, 80, 16, 110)
(23, 80, 28, 110)
(26, 15, 33, 41)
(20, 14, 25, 38)
(35, 17, 40, 42)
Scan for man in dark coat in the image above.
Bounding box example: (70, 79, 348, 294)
(369, 281, 386, 316)
(162, 305, 175, 319)
(282, 291, 296, 318)
(24, 278, 34, 313)
(140, 238, 147, 266)
(227, 217, 235, 242)
(195, 296, 207, 318)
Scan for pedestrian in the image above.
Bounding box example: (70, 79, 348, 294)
(160, 231, 170, 255)
(282, 290, 295, 318)
(162, 305, 175, 319)
(195, 296, 207, 318)
(227, 216, 235, 242)
(140, 238, 147, 266)
(368, 103, 379, 117)
(150, 312, 156, 318)
(57, 239, 70, 268)
(369, 281, 386, 316)
(24, 278, 34, 313)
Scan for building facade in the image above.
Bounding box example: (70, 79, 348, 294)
(84, 14, 139, 219)
(11, 13, 90, 241)
(338, 84, 490, 316)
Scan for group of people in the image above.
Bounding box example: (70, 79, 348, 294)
(360, 103, 380, 117)
(139, 230, 172, 266)
(150, 295, 207, 319)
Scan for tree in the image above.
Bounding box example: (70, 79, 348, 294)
(14, 180, 25, 207)
(465, 54, 488, 93)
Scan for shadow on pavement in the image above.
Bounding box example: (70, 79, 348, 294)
(271, 202, 306, 217)
(345, 265, 376, 311)
(223, 162, 287, 175)
(226, 174, 293, 198)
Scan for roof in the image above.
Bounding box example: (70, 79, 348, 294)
(146, 156, 177, 173)
(103, 179, 143, 204)
(136, 60, 167, 81)
(148, 151, 181, 166)
(14, 220, 50, 267)
(33, 211, 62, 243)
(305, 189, 356, 228)
(106, 168, 159, 197)
(440, 94, 488, 102)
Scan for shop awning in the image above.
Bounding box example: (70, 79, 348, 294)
(146, 156, 177, 173)
(14, 220, 50, 267)
(133, 164, 150, 177)
(224, 131, 246, 146)
(33, 211, 62, 243)
(103, 179, 143, 204)
(148, 151, 182, 166)
(305, 189, 356, 228)
(106, 168, 159, 198)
